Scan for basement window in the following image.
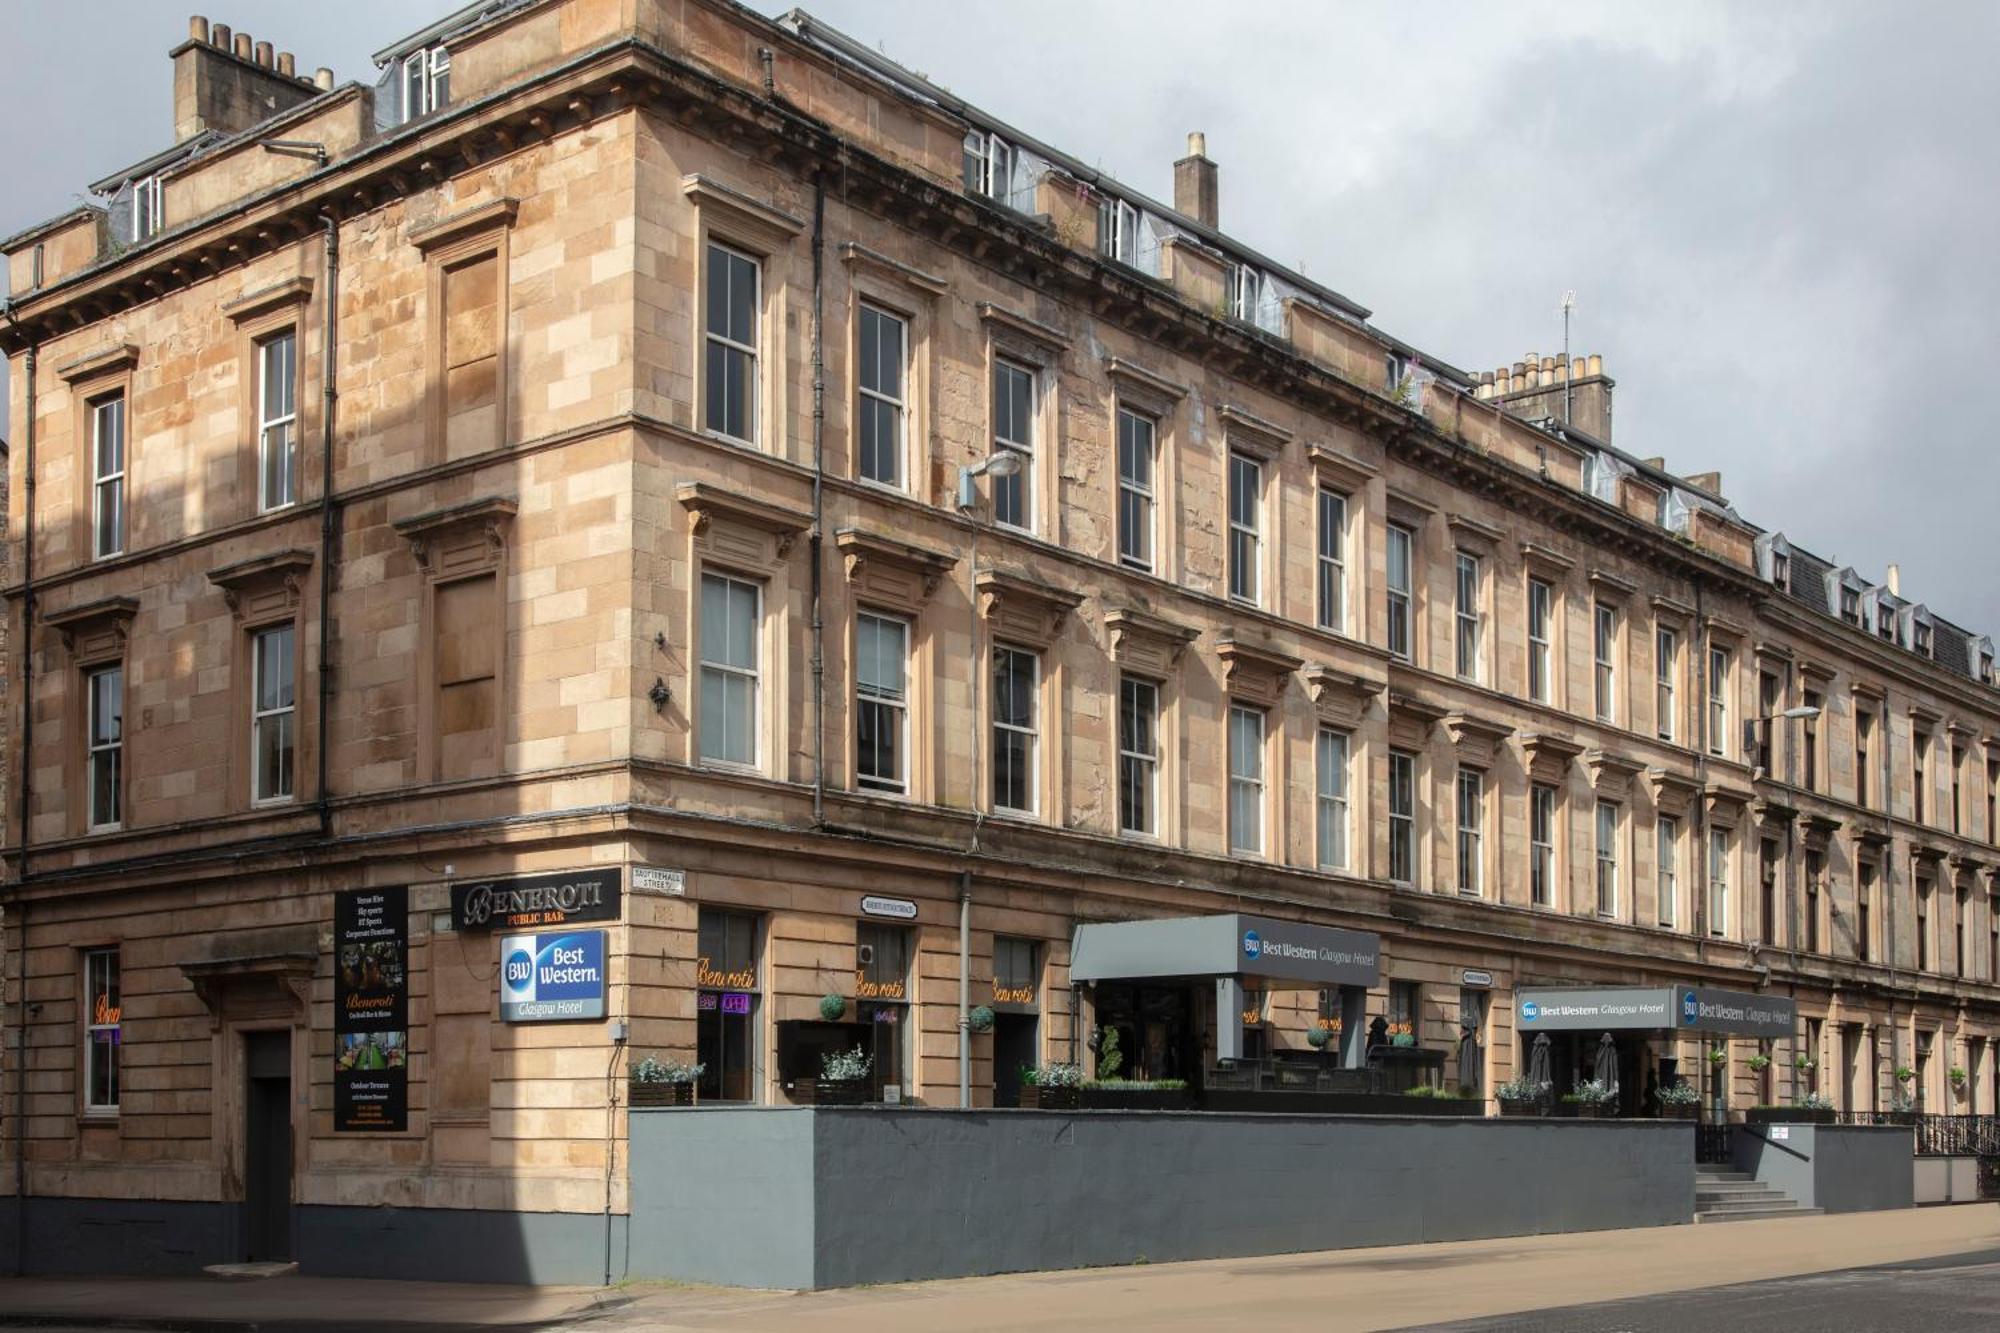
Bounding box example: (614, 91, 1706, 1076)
(402, 45, 451, 121)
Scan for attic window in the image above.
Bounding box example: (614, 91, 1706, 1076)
(1840, 587, 1861, 625)
(1230, 264, 1266, 324)
(963, 130, 1013, 205)
(132, 175, 163, 242)
(1100, 197, 1139, 265)
(1771, 551, 1790, 588)
(402, 45, 450, 121)
(1914, 621, 1932, 657)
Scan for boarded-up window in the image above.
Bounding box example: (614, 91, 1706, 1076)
(442, 252, 500, 459)
(435, 574, 499, 779)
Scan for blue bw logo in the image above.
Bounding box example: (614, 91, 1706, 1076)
(1242, 930, 1262, 960)
(504, 948, 534, 994)
(1520, 1001, 1540, 1023)
(1682, 991, 1699, 1025)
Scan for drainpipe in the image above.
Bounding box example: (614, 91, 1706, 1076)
(809, 176, 825, 829)
(8, 331, 36, 1275)
(315, 215, 339, 839)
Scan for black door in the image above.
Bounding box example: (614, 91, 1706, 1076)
(992, 1013, 1038, 1107)
(244, 1030, 293, 1262)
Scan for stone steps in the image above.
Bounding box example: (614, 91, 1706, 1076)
(1692, 1163, 1819, 1222)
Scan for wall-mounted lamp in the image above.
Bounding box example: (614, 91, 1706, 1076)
(648, 677, 672, 712)
(956, 450, 1024, 514)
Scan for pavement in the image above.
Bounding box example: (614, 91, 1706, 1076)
(1, 1205, 1997, 1332)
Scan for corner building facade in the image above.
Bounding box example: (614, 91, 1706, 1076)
(4, 0, 1999, 1282)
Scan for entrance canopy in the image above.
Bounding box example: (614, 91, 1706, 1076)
(1516, 985, 1796, 1039)
(1071, 913, 1380, 989)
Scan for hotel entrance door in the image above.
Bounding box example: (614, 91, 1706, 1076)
(243, 1030, 293, 1262)
(1093, 983, 1200, 1085)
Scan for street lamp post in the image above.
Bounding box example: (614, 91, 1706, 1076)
(953, 451, 1023, 1111)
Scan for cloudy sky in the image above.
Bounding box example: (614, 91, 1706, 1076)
(6, 2, 1998, 634)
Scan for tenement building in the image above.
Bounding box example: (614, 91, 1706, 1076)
(3, 0, 1998, 1281)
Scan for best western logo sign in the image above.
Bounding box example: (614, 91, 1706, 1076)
(500, 930, 608, 1022)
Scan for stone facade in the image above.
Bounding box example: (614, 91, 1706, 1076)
(1, 0, 1997, 1281)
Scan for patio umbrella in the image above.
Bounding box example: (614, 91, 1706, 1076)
(1593, 1032, 1619, 1094)
(1458, 1024, 1481, 1093)
(1527, 1033, 1552, 1089)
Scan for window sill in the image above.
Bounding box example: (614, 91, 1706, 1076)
(85, 822, 124, 836)
(79, 1110, 120, 1124)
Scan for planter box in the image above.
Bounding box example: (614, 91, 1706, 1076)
(1019, 1085, 1078, 1110)
(1657, 1103, 1698, 1121)
(794, 1078, 869, 1106)
(1077, 1087, 1195, 1112)
(1746, 1106, 1835, 1126)
(630, 1082, 695, 1108)
(1555, 1102, 1609, 1119)
(1498, 1099, 1544, 1118)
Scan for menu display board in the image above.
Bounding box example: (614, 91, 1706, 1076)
(334, 886, 409, 1132)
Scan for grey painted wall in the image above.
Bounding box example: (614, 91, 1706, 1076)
(1734, 1125, 1914, 1213)
(0, 1196, 233, 1276)
(631, 1108, 1694, 1290)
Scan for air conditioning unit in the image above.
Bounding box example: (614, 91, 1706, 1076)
(857, 944, 875, 966)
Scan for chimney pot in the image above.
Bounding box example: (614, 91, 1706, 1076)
(189, 15, 210, 42)
(315, 67, 335, 91)
(1173, 130, 1219, 229)
(254, 40, 274, 68)
(233, 32, 252, 60)
(1587, 353, 1602, 377)
(278, 52, 295, 77)
(1888, 563, 1902, 596)
(210, 22, 230, 49)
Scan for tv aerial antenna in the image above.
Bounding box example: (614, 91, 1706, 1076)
(1560, 290, 1577, 425)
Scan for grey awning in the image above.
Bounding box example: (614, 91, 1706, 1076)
(1516, 985, 1796, 1039)
(1071, 914, 1380, 989)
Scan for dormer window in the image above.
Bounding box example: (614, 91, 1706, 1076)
(132, 174, 163, 242)
(1914, 621, 1933, 657)
(1771, 551, 1790, 588)
(1230, 263, 1264, 324)
(402, 44, 450, 121)
(1840, 586, 1861, 625)
(963, 130, 1014, 204)
(1099, 197, 1140, 265)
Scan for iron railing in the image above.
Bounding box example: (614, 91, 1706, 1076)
(1833, 1111, 2000, 1156)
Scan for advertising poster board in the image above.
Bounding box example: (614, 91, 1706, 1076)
(334, 885, 409, 1132)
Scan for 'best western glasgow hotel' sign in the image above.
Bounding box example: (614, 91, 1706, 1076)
(451, 868, 623, 931)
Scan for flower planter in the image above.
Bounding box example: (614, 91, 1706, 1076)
(1555, 1102, 1608, 1119)
(1019, 1085, 1078, 1110)
(1657, 1104, 1698, 1121)
(1498, 1099, 1544, 1118)
(1746, 1106, 1834, 1126)
(629, 1081, 695, 1108)
(794, 1078, 869, 1106)
(1076, 1087, 1195, 1112)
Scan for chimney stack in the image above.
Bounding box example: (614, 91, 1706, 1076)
(173, 15, 324, 144)
(1174, 131, 1218, 229)
(1887, 563, 1901, 596)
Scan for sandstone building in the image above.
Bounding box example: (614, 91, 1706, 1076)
(3, 0, 1997, 1282)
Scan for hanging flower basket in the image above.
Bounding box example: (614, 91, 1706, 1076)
(819, 992, 847, 1021)
(968, 1005, 997, 1034)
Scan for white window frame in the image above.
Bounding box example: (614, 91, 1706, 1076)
(92, 394, 125, 560)
(964, 130, 1014, 204)
(1228, 705, 1266, 856)
(1530, 783, 1556, 907)
(1655, 626, 1678, 742)
(698, 572, 762, 769)
(251, 624, 296, 805)
(402, 44, 451, 121)
(1388, 749, 1417, 884)
(1115, 406, 1156, 572)
(1708, 827, 1730, 937)
(131, 174, 163, 242)
(855, 304, 908, 490)
(1100, 196, 1140, 265)
(1595, 800, 1620, 917)
(1527, 577, 1553, 704)
(991, 357, 1036, 532)
(86, 664, 123, 831)
(854, 612, 909, 795)
(1227, 452, 1262, 605)
(1230, 263, 1264, 323)
(1117, 675, 1159, 838)
(1593, 602, 1617, 723)
(703, 242, 761, 446)
(1316, 488, 1347, 633)
(1707, 647, 1731, 758)
(257, 329, 298, 512)
(1454, 551, 1482, 682)
(1316, 728, 1349, 871)
(83, 948, 121, 1114)
(991, 644, 1040, 816)
(1657, 816, 1680, 928)
(1456, 768, 1484, 897)
(1386, 524, 1413, 662)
